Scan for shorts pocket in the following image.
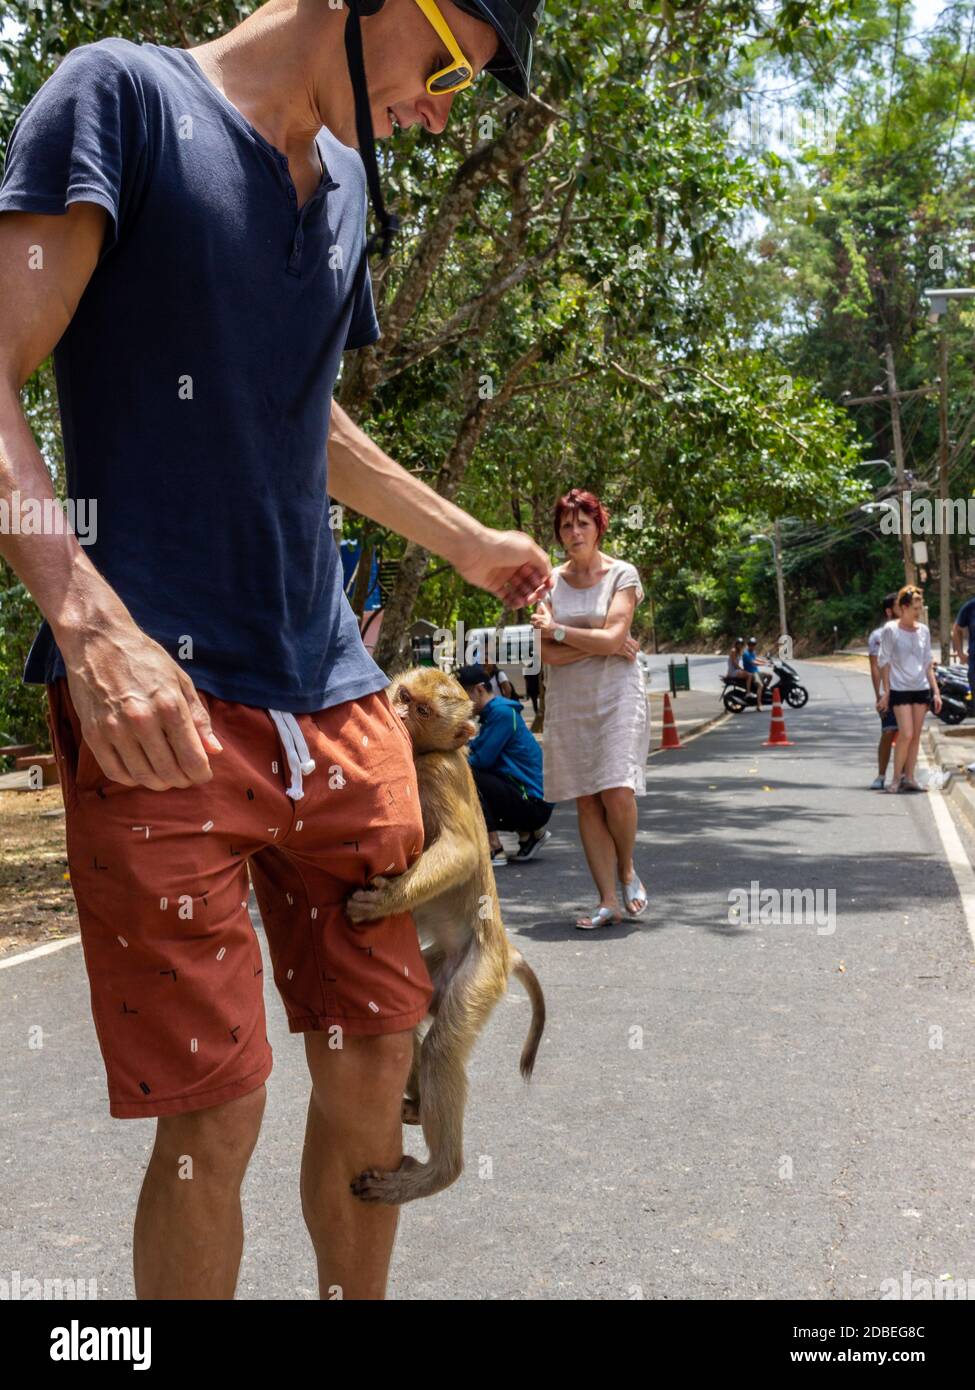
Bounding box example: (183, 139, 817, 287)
(46, 681, 80, 807)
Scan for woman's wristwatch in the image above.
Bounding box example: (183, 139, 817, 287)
(553, 627, 566, 643)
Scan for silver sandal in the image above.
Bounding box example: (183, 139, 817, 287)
(576, 906, 623, 931)
(621, 874, 648, 917)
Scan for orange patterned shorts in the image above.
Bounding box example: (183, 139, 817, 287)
(46, 679, 431, 1119)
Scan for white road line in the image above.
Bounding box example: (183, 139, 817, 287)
(0, 934, 80, 970)
(918, 749, 975, 952)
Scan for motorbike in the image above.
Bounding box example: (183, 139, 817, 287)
(721, 654, 809, 714)
(934, 663, 972, 725)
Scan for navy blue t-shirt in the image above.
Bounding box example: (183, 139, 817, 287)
(956, 597, 975, 674)
(0, 38, 388, 712)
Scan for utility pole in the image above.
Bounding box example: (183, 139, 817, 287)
(884, 343, 918, 586)
(773, 519, 788, 642)
(749, 528, 788, 642)
(938, 330, 951, 663)
(923, 289, 975, 658)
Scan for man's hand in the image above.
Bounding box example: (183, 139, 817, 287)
(452, 528, 551, 608)
(62, 618, 222, 791)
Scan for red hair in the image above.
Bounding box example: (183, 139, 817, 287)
(553, 488, 609, 544)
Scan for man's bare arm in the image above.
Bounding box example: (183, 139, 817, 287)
(328, 402, 550, 607)
(0, 204, 219, 789)
(869, 652, 881, 699)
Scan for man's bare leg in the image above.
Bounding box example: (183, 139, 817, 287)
(133, 1085, 267, 1299)
(300, 1030, 413, 1300)
(878, 727, 895, 777)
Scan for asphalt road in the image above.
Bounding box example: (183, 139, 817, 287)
(2, 658, 973, 1300)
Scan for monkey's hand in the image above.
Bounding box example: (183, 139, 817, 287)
(346, 877, 396, 924)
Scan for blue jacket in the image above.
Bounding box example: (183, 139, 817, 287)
(467, 697, 549, 803)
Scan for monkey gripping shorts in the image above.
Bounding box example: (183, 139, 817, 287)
(45, 679, 432, 1118)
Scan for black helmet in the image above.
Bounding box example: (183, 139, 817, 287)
(344, 1, 546, 257)
(452, 1, 545, 100)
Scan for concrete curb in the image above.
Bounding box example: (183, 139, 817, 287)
(649, 708, 731, 754)
(925, 724, 975, 834)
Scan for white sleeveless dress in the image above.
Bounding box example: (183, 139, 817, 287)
(542, 559, 650, 802)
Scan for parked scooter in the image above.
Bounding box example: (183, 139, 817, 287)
(721, 654, 809, 715)
(934, 663, 972, 725)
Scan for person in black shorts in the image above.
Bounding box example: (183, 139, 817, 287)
(878, 585, 942, 792)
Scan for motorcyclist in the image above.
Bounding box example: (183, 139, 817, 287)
(742, 637, 773, 711)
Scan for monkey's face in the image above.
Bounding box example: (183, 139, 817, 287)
(391, 668, 477, 753)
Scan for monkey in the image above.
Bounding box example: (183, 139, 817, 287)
(345, 666, 546, 1205)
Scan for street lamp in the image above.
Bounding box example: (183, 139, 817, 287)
(923, 286, 975, 662)
(859, 458, 895, 480)
(749, 528, 788, 646)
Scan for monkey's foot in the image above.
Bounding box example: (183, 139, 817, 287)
(401, 1096, 421, 1125)
(351, 1154, 422, 1205)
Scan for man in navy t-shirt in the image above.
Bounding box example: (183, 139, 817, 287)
(0, 1, 547, 1300)
(952, 595, 975, 685)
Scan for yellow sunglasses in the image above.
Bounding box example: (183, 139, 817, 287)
(415, 0, 477, 95)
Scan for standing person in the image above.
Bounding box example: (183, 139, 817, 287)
(951, 593, 975, 680)
(524, 669, 541, 716)
(878, 585, 942, 792)
(531, 489, 649, 929)
(456, 664, 553, 865)
(0, 0, 549, 1302)
(481, 660, 515, 700)
(868, 593, 899, 790)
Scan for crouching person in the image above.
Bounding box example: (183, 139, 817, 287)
(456, 664, 553, 866)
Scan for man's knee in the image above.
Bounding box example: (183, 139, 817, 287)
(307, 1030, 414, 1108)
(153, 1084, 267, 1178)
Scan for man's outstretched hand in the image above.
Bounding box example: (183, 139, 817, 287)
(455, 528, 551, 607)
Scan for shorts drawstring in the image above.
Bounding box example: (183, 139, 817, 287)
(268, 709, 316, 800)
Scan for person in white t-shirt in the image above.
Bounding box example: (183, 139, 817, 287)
(482, 662, 515, 700)
(877, 585, 941, 792)
(867, 592, 899, 790)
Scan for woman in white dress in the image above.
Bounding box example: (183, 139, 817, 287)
(531, 489, 650, 929)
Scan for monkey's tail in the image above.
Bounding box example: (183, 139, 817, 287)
(510, 949, 546, 1080)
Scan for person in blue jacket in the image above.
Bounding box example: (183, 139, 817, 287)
(457, 664, 553, 867)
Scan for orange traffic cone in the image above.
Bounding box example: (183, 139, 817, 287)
(660, 692, 682, 749)
(763, 688, 794, 746)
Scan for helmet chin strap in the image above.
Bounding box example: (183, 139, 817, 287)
(344, 1, 400, 259)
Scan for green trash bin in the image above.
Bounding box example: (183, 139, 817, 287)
(668, 658, 691, 696)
